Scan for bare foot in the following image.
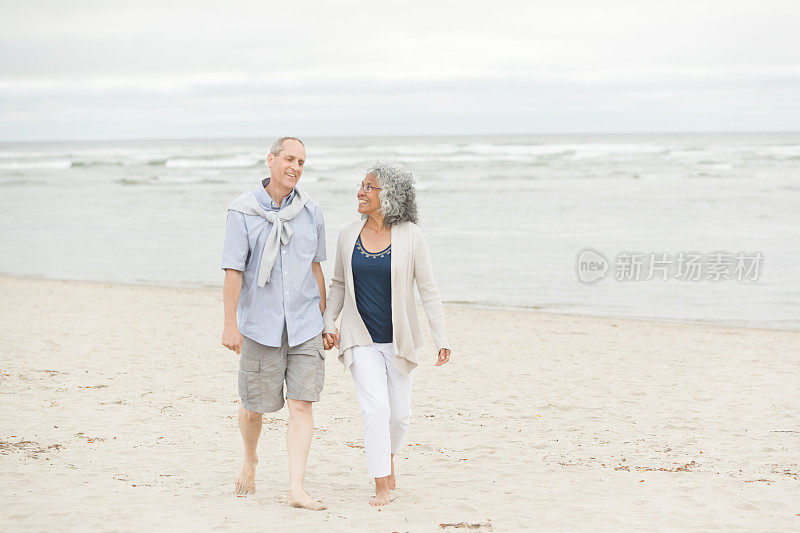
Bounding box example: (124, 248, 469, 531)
(234, 458, 257, 495)
(370, 476, 391, 506)
(387, 455, 396, 490)
(369, 488, 390, 506)
(288, 489, 327, 511)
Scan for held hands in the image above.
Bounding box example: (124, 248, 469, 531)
(320, 331, 448, 366)
(323, 329, 340, 351)
(222, 324, 244, 354)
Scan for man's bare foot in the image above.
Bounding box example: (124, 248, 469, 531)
(387, 454, 396, 490)
(234, 458, 257, 495)
(288, 489, 327, 511)
(369, 487, 390, 506)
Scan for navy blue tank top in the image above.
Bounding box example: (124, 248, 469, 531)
(351, 235, 393, 343)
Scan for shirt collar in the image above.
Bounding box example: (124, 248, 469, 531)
(255, 177, 295, 211)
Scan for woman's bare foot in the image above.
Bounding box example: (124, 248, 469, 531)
(369, 488, 390, 506)
(234, 457, 257, 495)
(370, 477, 391, 506)
(288, 489, 327, 511)
(387, 454, 396, 490)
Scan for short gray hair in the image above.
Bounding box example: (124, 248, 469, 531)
(366, 160, 419, 226)
(269, 136, 305, 156)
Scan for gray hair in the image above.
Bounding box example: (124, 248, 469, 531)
(365, 160, 419, 226)
(269, 136, 305, 156)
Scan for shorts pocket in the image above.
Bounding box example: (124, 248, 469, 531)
(293, 335, 325, 359)
(238, 358, 263, 407)
(314, 347, 325, 394)
(242, 358, 260, 372)
(304, 346, 325, 395)
(286, 348, 325, 398)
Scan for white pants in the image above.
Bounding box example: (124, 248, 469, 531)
(350, 343, 412, 478)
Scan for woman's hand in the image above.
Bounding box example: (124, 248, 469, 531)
(323, 329, 340, 350)
(323, 333, 334, 350)
(435, 348, 451, 366)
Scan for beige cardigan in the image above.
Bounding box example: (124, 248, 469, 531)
(323, 219, 449, 376)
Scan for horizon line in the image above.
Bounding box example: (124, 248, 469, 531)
(2, 129, 800, 144)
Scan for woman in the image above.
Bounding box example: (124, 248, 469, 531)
(322, 161, 451, 506)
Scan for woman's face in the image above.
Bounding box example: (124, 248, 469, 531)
(357, 173, 382, 216)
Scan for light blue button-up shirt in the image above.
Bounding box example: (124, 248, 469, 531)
(221, 178, 326, 347)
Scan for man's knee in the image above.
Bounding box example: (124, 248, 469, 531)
(287, 398, 313, 417)
(240, 407, 263, 423)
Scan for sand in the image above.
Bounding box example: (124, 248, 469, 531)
(1, 275, 799, 532)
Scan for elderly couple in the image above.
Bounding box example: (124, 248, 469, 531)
(220, 137, 450, 509)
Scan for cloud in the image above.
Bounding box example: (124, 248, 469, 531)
(1, 1, 799, 139)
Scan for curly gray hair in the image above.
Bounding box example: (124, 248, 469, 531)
(365, 161, 419, 226)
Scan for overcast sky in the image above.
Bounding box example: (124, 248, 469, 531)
(1, 0, 799, 141)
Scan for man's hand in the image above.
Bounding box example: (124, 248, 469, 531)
(323, 329, 340, 350)
(435, 348, 451, 366)
(222, 324, 244, 354)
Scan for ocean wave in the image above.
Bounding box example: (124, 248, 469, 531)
(72, 160, 125, 167)
(668, 144, 800, 161)
(325, 142, 671, 162)
(745, 145, 800, 160)
(403, 154, 554, 163)
(117, 177, 146, 185)
(117, 175, 229, 185)
(67, 158, 169, 167)
(0, 160, 72, 170)
(164, 157, 262, 169)
(0, 149, 266, 169)
(0, 151, 56, 159)
(364, 143, 464, 155)
(306, 157, 373, 171)
(4, 142, 798, 175)
(310, 152, 564, 167)
(0, 178, 41, 186)
(459, 142, 667, 158)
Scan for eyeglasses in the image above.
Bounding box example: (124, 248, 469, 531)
(356, 184, 382, 193)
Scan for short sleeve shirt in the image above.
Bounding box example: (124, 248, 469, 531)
(221, 178, 326, 347)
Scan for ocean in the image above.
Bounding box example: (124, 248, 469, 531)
(1, 133, 798, 330)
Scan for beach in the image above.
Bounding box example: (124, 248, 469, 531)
(1, 275, 798, 531)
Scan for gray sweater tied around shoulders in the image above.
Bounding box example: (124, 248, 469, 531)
(227, 186, 309, 287)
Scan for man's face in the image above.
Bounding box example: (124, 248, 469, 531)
(266, 139, 306, 190)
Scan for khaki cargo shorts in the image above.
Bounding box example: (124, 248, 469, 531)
(238, 330, 325, 413)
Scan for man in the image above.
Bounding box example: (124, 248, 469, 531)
(221, 137, 327, 510)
